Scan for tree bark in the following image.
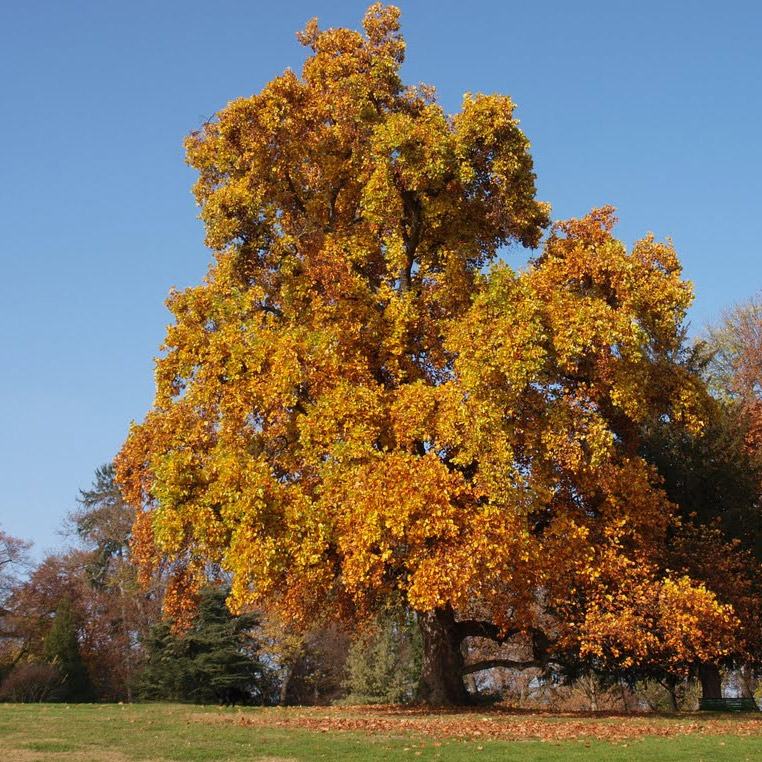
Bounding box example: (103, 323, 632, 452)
(279, 664, 293, 706)
(417, 607, 468, 705)
(698, 663, 722, 699)
(619, 680, 631, 713)
(667, 684, 679, 712)
(740, 665, 756, 699)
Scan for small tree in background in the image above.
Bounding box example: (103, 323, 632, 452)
(0, 526, 32, 683)
(43, 597, 93, 702)
(67, 462, 162, 701)
(136, 586, 274, 704)
(0, 527, 31, 603)
(342, 609, 421, 704)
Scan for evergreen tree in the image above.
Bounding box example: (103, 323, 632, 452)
(71, 463, 135, 588)
(136, 586, 274, 704)
(342, 609, 421, 704)
(42, 597, 93, 702)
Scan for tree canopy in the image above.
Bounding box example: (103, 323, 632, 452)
(116, 4, 749, 703)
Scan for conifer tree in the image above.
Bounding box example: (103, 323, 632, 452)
(43, 597, 93, 702)
(136, 587, 273, 704)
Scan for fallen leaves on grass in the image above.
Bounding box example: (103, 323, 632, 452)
(194, 706, 762, 745)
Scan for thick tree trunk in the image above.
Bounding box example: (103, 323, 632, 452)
(417, 607, 468, 705)
(699, 663, 722, 700)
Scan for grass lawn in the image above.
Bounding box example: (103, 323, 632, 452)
(1, 703, 762, 761)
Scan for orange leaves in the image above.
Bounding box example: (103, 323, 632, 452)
(526, 208, 699, 433)
(163, 560, 205, 633)
(210, 704, 762, 743)
(322, 451, 467, 597)
(389, 382, 438, 449)
(129, 510, 159, 588)
(573, 568, 739, 672)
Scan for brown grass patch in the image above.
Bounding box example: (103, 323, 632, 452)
(2, 751, 155, 762)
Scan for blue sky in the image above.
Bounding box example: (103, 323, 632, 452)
(1, 0, 760, 555)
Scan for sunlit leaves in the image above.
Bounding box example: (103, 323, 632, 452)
(116, 4, 739, 675)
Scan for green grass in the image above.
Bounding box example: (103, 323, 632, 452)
(1, 703, 761, 761)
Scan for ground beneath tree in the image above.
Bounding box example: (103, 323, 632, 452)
(197, 704, 762, 744)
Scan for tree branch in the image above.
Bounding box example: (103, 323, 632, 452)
(455, 620, 518, 644)
(284, 171, 307, 216)
(257, 303, 284, 319)
(462, 659, 542, 676)
(399, 191, 422, 294)
(327, 179, 346, 231)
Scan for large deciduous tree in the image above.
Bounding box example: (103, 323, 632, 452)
(117, 4, 737, 703)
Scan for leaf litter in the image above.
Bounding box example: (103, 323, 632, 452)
(195, 705, 762, 745)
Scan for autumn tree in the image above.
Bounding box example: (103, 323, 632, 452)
(117, 4, 737, 704)
(682, 295, 762, 697)
(706, 293, 762, 404)
(0, 526, 31, 609)
(1, 467, 163, 702)
(65, 463, 162, 700)
(0, 526, 31, 680)
(1, 552, 114, 698)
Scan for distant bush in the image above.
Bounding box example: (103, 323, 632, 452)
(0, 662, 63, 702)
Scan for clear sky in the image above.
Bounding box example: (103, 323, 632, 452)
(1, 0, 760, 556)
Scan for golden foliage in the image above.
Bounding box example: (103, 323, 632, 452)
(116, 5, 739, 671)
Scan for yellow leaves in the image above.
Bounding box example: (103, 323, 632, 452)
(454, 93, 549, 249)
(298, 381, 385, 461)
(592, 573, 738, 668)
(390, 382, 438, 448)
(361, 3, 403, 57)
(449, 264, 545, 401)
